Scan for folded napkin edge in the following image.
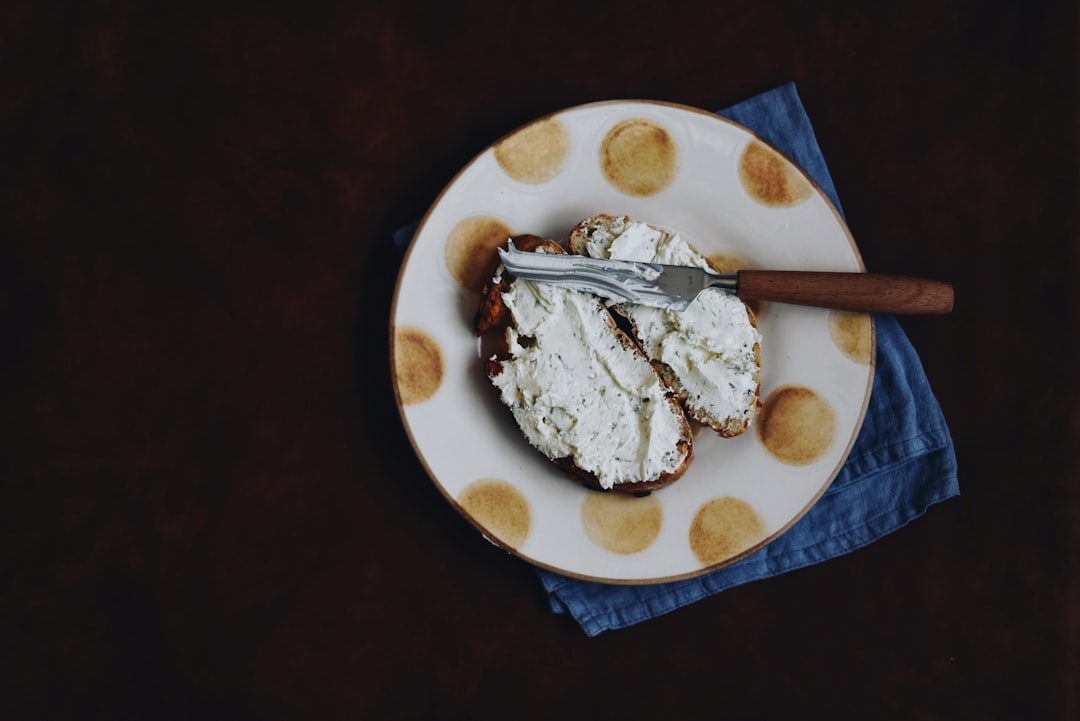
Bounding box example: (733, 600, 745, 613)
(545, 451, 959, 637)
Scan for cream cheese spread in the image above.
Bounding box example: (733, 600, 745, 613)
(489, 272, 690, 489)
(577, 217, 762, 431)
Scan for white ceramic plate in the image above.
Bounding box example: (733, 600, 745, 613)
(391, 100, 874, 584)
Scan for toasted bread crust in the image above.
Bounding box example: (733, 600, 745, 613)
(475, 234, 549, 336)
(477, 236, 692, 493)
(566, 213, 622, 256)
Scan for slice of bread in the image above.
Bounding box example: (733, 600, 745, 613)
(569, 215, 762, 437)
(476, 235, 693, 493)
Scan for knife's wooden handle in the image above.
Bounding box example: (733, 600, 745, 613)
(735, 270, 954, 314)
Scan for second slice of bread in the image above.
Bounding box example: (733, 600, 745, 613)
(569, 214, 762, 437)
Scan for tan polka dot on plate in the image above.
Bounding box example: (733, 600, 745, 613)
(689, 496, 767, 567)
(600, 118, 678, 196)
(706, 252, 765, 317)
(458, 479, 531, 549)
(394, 326, 444, 406)
(757, 385, 837, 465)
(445, 215, 514, 292)
(738, 140, 813, 207)
(494, 118, 569, 184)
(828, 310, 873, 364)
(580, 491, 663, 555)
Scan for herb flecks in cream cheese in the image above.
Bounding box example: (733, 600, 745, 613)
(580, 218, 762, 431)
(490, 273, 689, 490)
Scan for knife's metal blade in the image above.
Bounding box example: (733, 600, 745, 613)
(496, 244, 736, 310)
(649, 263, 727, 308)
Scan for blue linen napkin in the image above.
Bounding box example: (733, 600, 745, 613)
(393, 83, 959, 636)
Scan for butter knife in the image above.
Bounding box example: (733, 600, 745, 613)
(497, 245, 954, 314)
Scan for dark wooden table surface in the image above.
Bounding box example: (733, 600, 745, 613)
(3, 2, 1077, 719)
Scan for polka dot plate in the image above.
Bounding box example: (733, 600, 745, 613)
(391, 101, 874, 584)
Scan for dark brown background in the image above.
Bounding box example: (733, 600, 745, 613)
(2, 1, 1077, 719)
